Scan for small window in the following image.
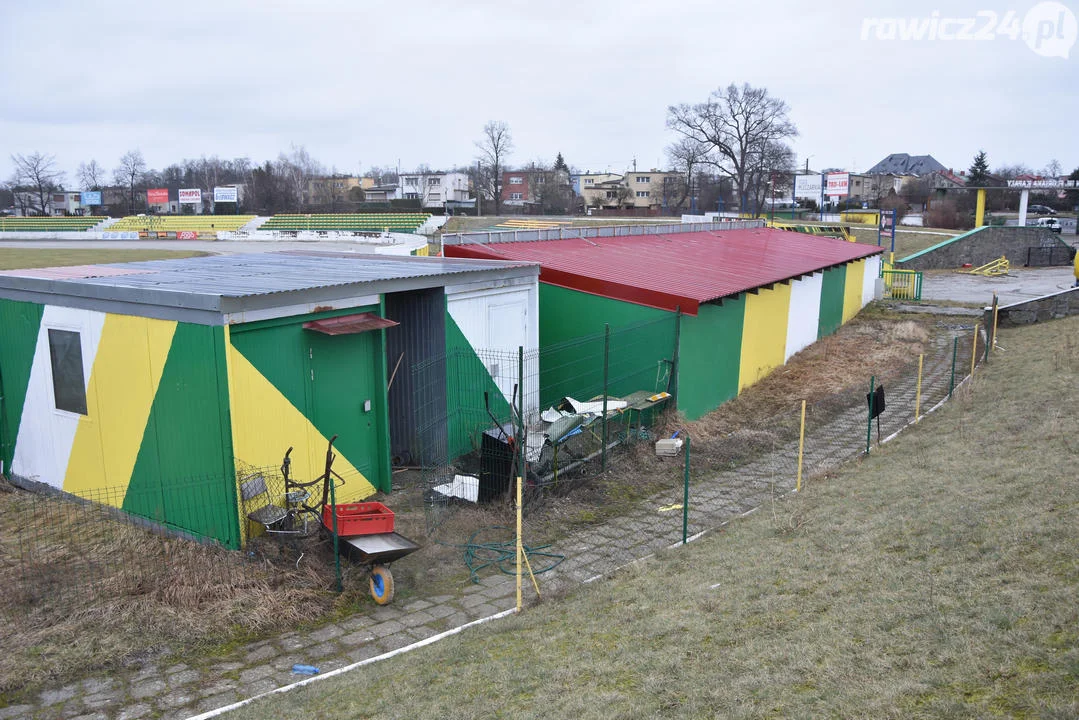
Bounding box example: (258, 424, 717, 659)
(636, 191, 650, 197)
(584, 178, 593, 185)
(636, 176, 650, 183)
(510, 177, 524, 185)
(510, 192, 523, 200)
(48, 329, 87, 415)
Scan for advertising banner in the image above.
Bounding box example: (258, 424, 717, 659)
(176, 231, 198, 240)
(81, 190, 102, 206)
(213, 186, 238, 203)
(147, 188, 169, 204)
(794, 174, 822, 199)
(826, 173, 850, 197)
(179, 188, 202, 204)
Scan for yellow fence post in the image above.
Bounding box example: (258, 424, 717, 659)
(915, 354, 924, 423)
(796, 400, 806, 492)
(970, 323, 979, 377)
(516, 475, 523, 613)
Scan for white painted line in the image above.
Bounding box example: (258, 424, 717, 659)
(184, 607, 518, 720)
(709, 583, 723, 590)
(583, 574, 603, 583)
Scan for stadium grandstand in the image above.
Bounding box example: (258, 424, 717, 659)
(107, 215, 256, 234)
(260, 213, 430, 233)
(0, 216, 107, 232)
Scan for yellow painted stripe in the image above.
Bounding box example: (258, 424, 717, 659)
(739, 283, 792, 391)
(842, 259, 866, 323)
(64, 315, 176, 504)
(225, 329, 375, 543)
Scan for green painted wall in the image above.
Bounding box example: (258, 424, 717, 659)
(677, 297, 745, 420)
(538, 285, 674, 409)
(0, 299, 44, 472)
(229, 305, 391, 494)
(818, 266, 846, 338)
(444, 313, 512, 460)
(123, 324, 239, 547)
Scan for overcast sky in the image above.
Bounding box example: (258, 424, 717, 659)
(1, 0, 1076, 185)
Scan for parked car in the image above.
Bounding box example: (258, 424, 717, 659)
(1028, 204, 1056, 215)
(1035, 217, 1062, 233)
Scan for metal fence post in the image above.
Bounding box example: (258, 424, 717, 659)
(970, 323, 979, 377)
(602, 324, 610, 471)
(796, 400, 806, 491)
(949, 336, 958, 397)
(682, 435, 691, 545)
(865, 376, 875, 454)
(915, 354, 924, 423)
(329, 471, 342, 593)
(518, 345, 525, 480)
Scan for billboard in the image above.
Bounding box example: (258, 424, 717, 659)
(81, 190, 102, 206)
(147, 188, 169, 204)
(794, 174, 822, 199)
(213, 186, 238, 203)
(826, 173, 850, 197)
(179, 188, 202, 204)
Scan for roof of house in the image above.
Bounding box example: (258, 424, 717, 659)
(446, 228, 882, 315)
(0, 251, 537, 324)
(865, 153, 946, 176)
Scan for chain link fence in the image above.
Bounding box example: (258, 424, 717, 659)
(412, 317, 987, 590)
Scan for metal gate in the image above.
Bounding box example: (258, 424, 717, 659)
(881, 269, 923, 300)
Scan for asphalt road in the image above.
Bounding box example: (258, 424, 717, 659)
(920, 266, 1076, 307)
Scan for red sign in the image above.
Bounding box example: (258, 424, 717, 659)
(147, 188, 169, 204)
(176, 231, 198, 240)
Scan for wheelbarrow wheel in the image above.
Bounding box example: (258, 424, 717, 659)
(369, 565, 395, 605)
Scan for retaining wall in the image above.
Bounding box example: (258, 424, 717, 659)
(985, 287, 1079, 328)
(899, 226, 1067, 270)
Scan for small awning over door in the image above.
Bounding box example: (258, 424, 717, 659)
(302, 313, 399, 335)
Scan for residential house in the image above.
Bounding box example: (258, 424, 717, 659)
(865, 153, 946, 176)
(399, 171, 470, 209)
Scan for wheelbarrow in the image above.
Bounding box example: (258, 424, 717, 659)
(322, 500, 420, 605)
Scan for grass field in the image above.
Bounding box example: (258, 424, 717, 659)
(849, 226, 960, 258)
(0, 248, 207, 270)
(231, 316, 1079, 719)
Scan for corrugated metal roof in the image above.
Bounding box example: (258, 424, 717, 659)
(0, 251, 539, 324)
(446, 228, 882, 315)
(61, 252, 535, 297)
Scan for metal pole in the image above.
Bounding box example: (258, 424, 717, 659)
(518, 345, 525, 479)
(970, 323, 979, 377)
(866, 376, 875, 454)
(949, 336, 958, 398)
(601, 324, 610, 471)
(516, 473, 522, 613)
(796, 399, 806, 491)
(914, 354, 924, 423)
(671, 307, 682, 403)
(329, 471, 342, 593)
(682, 435, 690, 545)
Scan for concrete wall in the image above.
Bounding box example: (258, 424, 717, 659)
(986, 287, 1079, 328)
(900, 226, 1068, 270)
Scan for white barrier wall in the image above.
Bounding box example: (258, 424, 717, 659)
(785, 272, 824, 361)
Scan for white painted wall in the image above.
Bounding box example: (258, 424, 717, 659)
(12, 306, 106, 489)
(785, 272, 823, 362)
(862, 255, 882, 306)
(445, 277, 540, 416)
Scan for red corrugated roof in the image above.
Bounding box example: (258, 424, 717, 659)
(446, 228, 882, 315)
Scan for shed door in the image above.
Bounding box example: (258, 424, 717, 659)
(307, 331, 382, 489)
(487, 300, 527, 406)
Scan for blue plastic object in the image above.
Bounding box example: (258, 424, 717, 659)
(292, 664, 320, 675)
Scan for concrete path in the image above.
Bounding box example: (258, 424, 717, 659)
(9, 333, 966, 720)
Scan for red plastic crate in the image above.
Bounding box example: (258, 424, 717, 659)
(323, 502, 395, 536)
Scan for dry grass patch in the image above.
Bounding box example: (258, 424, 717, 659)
(0, 486, 368, 697)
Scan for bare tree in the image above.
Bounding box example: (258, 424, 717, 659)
(114, 150, 148, 215)
(76, 160, 106, 190)
(10, 152, 65, 215)
(475, 121, 514, 215)
(665, 137, 710, 211)
(667, 83, 798, 212)
(1043, 159, 1063, 178)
